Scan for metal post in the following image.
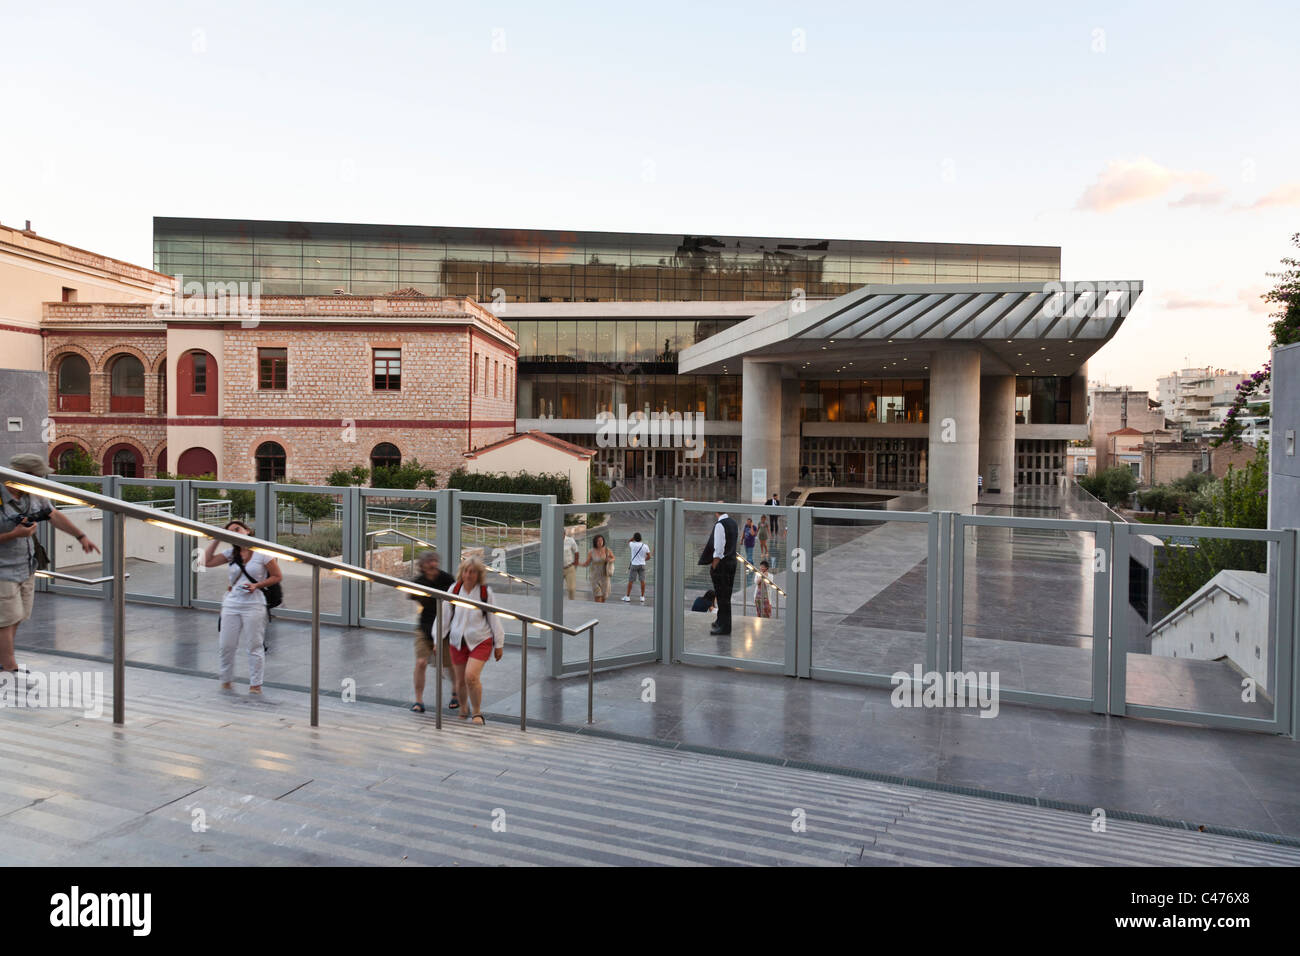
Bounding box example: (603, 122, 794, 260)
(520, 622, 528, 732)
(587, 625, 595, 724)
(310, 564, 320, 727)
(112, 511, 125, 726)
(435, 598, 444, 730)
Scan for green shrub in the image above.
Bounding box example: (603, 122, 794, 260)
(447, 468, 572, 523)
(1078, 467, 1137, 507)
(587, 478, 611, 527)
(277, 527, 343, 557)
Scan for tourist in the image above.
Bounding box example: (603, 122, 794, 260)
(691, 588, 717, 613)
(622, 532, 651, 604)
(442, 557, 504, 725)
(752, 560, 775, 618)
(757, 516, 769, 562)
(0, 454, 99, 674)
(562, 531, 581, 600)
(698, 504, 737, 636)
(204, 519, 283, 695)
(767, 492, 780, 534)
(408, 550, 456, 714)
(741, 518, 757, 565)
(581, 533, 614, 602)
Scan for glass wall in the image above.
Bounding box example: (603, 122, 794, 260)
(154, 219, 1062, 301)
(1015, 376, 1071, 425)
(522, 372, 741, 421)
(800, 380, 929, 423)
(507, 318, 740, 363)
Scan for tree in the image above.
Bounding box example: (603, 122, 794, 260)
(279, 481, 336, 533)
(56, 446, 98, 476)
(1155, 443, 1269, 609)
(1215, 234, 1299, 447)
(226, 489, 256, 522)
(327, 465, 370, 487)
(1079, 466, 1137, 507)
(370, 459, 437, 491)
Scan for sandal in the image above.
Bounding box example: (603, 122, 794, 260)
(471, 714, 486, 726)
(449, 695, 460, 711)
(410, 702, 426, 713)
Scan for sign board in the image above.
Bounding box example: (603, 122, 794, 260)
(751, 468, 767, 504)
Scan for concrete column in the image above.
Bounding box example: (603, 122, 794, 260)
(741, 358, 782, 504)
(780, 376, 800, 495)
(927, 348, 981, 513)
(978, 375, 1016, 497)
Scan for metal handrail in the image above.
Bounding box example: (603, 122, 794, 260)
(35, 570, 130, 585)
(2, 466, 598, 730)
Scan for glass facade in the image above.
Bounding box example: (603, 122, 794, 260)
(154, 218, 1061, 301)
(800, 379, 929, 423)
(1015, 376, 1072, 425)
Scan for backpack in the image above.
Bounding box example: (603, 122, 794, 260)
(231, 549, 284, 610)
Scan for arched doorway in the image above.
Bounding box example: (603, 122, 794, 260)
(56, 354, 91, 412)
(177, 447, 218, 478)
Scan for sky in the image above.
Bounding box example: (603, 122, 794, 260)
(1, 0, 1296, 393)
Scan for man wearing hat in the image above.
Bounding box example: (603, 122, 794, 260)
(1, 454, 99, 673)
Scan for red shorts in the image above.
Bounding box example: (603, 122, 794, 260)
(449, 639, 494, 666)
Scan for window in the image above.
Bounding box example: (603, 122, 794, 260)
(56, 354, 91, 411)
(107, 446, 140, 477)
(109, 354, 145, 412)
(472, 353, 478, 393)
(259, 348, 288, 390)
(193, 352, 207, 394)
(494, 360, 499, 397)
(255, 441, 286, 482)
(61, 287, 77, 303)
(373, 348, 401, 390)
(370, 442, 401, 470)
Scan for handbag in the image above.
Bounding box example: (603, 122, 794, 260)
(231, 549, 284, 610)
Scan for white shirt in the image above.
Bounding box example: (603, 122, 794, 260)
(441, 581, 506, 651)
(563, 535, 580, 568)
(712, 514, 729, 559)
(629, 540, 650, 566)
(224, 547, 270, 607)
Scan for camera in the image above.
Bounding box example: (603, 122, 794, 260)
(17, 506, 53, 526)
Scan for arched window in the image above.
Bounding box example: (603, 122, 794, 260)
(56, 354, 91, 411)
(177, 447, 218, 478)
(177, 350, 218, 415)
(49, 442, 87, 473)
(109, 354, 145, 412)
(370, 443, 401, 471)
(157, 446, 167, 474)
(103, 443, 141, 477)
(254, 442, 286, 482)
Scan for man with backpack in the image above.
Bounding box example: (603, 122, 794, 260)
(409, 550, 456, 714)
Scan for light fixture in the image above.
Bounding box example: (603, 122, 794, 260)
(396, 585, 427, 596)
(334, 568, 371, 581)
(5, 482, 86, 506)
(532, 622, 553, 631)
(493, 611, 519, 621)
(252, 547, 297, 562)
(145, 518, 208, 538)
(451, 600, 476, 609)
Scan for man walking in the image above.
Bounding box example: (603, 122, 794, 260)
(1, 455, 99, 674)
(562, 531, 580, 600)
(699, 504, 738, 635)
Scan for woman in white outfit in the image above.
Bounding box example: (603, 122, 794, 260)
(441, 557, 504, 725)
(203, 520, 283, 694)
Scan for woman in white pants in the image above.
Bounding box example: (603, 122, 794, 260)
(203, 520, 282, 694)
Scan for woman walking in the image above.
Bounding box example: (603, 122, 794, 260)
(582, 534, 614, 602)
(204, 520, 282, 695)
(757, 517, 769, 562)
(442, 557, 504, 725)
(741, 519, 757, 565)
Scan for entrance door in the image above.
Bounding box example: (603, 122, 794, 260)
(845, 452, 865, 485)
(877, 453, 899, 487)
(716, 451, 737, 480)
(624, 449, 645, 479)
(653, 449, 675, 479)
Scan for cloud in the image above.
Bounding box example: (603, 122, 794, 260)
(1076, 157, 1213, 212)
(1168, 187, 1227, 208)
(1236, 182, 1300, 210)
(1237, 286, 1271, 313)
(1162, 296, 1228, 310)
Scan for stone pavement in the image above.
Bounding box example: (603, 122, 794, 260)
(14, 593, 1300, 840)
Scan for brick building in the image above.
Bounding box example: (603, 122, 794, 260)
(42, 292, 517, 484)
(1088, 386, 1171, 471)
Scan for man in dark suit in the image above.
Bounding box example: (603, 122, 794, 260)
(699, 505, 738, 635)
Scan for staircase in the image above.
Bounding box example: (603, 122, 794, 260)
(1, 653, 1296, 866)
